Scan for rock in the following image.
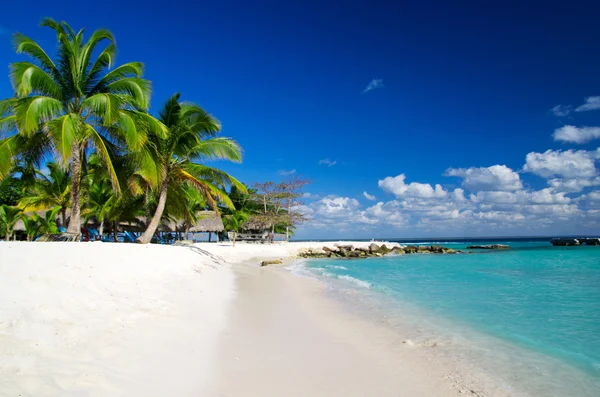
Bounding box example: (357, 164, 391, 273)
(369, 243, 380, 253)
(334, 244, 354, 251)
(375, 253, 383, 257)
(348, 250, 360, 258)
(394, 249, 405, 255)
(416, 245, 429, 252)
(430, 245, 444, 253)
(442, 248, 456, 254)
(404, 245, 417, 254)
(466, 244, 509, 250)
(379, 244, 391, 254)
(261, 259, 283, 266)
(323, 246, 338, 253)
(338, 248, 350, 257)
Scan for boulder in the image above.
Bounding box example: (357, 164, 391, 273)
(323, 246, 338, 253)
(430, 245, 444, 254)
(348, 250, 360, 258)
(393, 249, 405, 255)
(442, 248, 456, 254)
(369, 243, 380, 253)
(404, 245, 418, 254)
(334, 244, 354, 251)
(261, 259, 283, 266)
(379, 244, 391, 254)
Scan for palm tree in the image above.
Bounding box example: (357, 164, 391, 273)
(0, 204, 22, 241)
(18, 162, 70, 227)
(133, 93, 245, 244)
(0, 19, 165, 234)
(21, 213, 41, 241)
(223, 210, 250, 246)
(21, 207, 60, 240)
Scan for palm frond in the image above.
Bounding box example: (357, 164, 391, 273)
(46, 113, 78, 164)
(85, 124, 120, 194)
(190, 137, 243, 162)
(10, 62, 62, 98)
(13, 33, 57, 73)
(13, 96, 64, 135)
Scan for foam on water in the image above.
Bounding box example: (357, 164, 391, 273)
(289, 241, 600, 397)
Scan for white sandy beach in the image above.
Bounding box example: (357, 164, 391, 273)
(0, 241, 504, 396)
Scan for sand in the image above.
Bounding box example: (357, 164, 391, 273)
(0, 242, 234, 396)
(0, 241, 505, 396)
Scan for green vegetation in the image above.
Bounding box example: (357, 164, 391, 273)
(0, 20, 307, 243)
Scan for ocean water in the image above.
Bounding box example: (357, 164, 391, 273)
(289, 240, 600, 396)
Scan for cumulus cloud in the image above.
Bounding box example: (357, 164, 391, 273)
(550, 105, 572, 117)
(444, 165, 523, 192)
(575, 96, 600, 112)
(553, 125, 600, 144)
(277, 169, 296, 176)
(363, 79, 384, 93)
(548, 177, 600, 192)
(378, 174, 447, 198)
(318, 158, 337, 167)
(523, 148, 599, 179)
(363, 191, 376, 201)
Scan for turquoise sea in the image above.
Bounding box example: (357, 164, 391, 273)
(289, 239, 600, 396)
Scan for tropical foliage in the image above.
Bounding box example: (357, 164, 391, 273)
(0, 20, 310, 244)
(0, 18, 165, 234)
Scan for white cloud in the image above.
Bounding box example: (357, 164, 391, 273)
(548, 177, 600, 192)
(363, 79, 384, 93)
(550, 105, 572, 117)
(523, 148, 599, 179)
(363, 191, 376, 201)
(378, 174, 447, 198)
(278, 169, 296, 176)
(444, 165, 523, 191)
(575, 96, 600, 112)
(553, 125, 600, 144)
(318, 159, 337, 167)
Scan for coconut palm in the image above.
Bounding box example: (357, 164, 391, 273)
(133, 93, 245, 244)
(0, 19, 165, 234)
(18, 162, 70, 227)
(223, 210, 250, 246)
(0, 205, 22, 241)
(20, 213, 41, 241)
(21, 207, 60, 240)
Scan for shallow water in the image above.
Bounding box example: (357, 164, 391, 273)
(289, 241, 600, 396)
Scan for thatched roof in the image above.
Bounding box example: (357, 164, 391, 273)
(158, 211, 224, 233)
(241, 216, 272, 232)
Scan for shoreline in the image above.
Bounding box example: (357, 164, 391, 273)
(208, 261, 503, 397)
(2, 240, 586, 396)
(201, 241, 514, 397)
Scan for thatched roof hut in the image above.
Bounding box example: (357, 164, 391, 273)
(241, 216, 272, 232)
(158, 211, 224, 233)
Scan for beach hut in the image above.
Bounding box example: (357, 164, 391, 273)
(158, 211, 224, 242)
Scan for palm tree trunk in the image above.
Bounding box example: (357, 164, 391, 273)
(61, 209, 66, 229)
(208, 231, 212, 242)
(99, 220, 104, 239)
(137, 182, 168, 244)
(113, 221, 118, 242)
(67, 144, 82, 235)
(5, 225, 9, 242)
(185, 224, 190, 241)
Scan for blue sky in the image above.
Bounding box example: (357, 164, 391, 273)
(1, 0, 600, 238)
